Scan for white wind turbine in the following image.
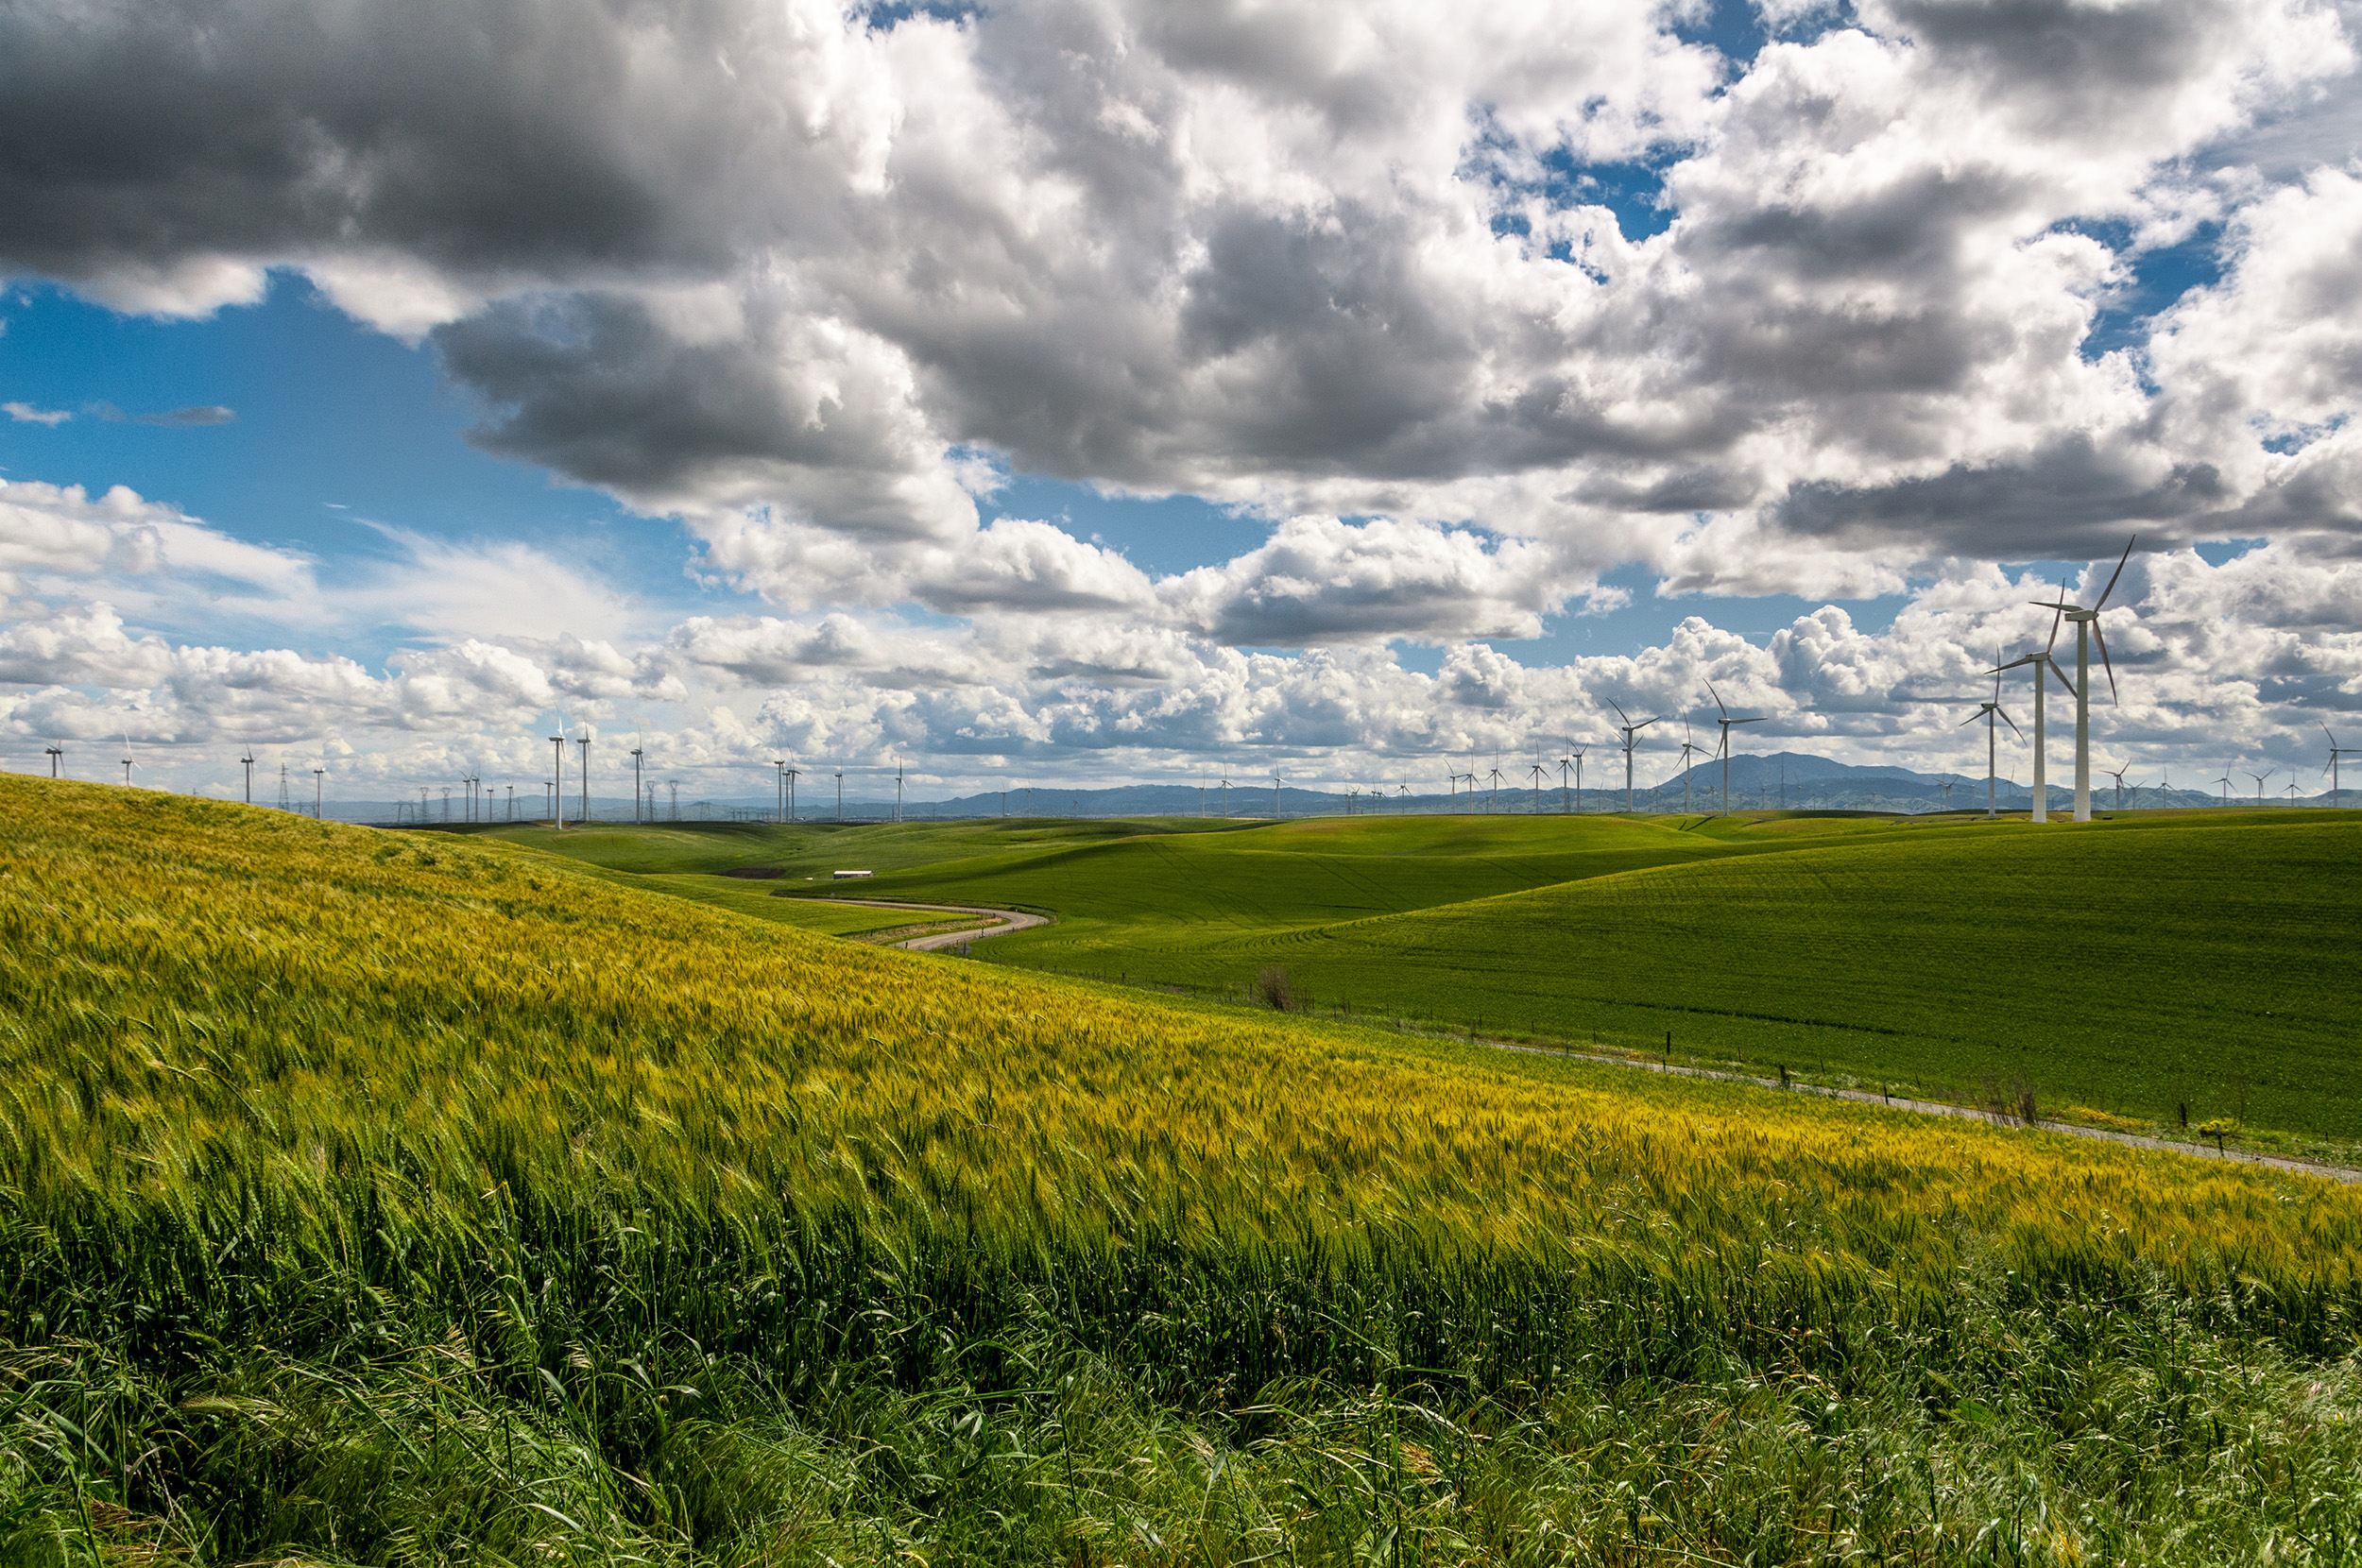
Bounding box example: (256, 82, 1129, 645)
(1676, 720, 1702, 814)
(2215, 770, 2233, 806)
(2325, 726, 2357, 810)
(1993, 620, 2075, 823)
(1956, 661, 2031, 822)
(1705, 682, 1765, 818)
(2103, 761, 2131, 810)
(1609, 701, 1658, 812)
(2249, 766, 2274, 806)
(2029, 537, 2136, 823)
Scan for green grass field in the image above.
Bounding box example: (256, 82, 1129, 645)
(13, 779, 2362, 1562)
(498, 808, 2362, 1148)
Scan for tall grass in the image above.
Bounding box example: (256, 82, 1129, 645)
(5, 778, 2362, 1563)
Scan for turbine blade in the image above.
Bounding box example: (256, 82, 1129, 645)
(2045, 588, 2064, 653)
(2096, 535, 2135, 609)
(1959, 709, 1982, 726)
(1998, 709, 2023, 739)
(2093, 619, 2117, 703)
(2049, 659, 2077, 698)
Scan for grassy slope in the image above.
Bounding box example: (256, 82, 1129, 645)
(830, 810, 2362, 1143)
(31, 783, 2358, 1559)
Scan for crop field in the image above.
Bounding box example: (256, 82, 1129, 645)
(533, 810, 2362, 1149)
(12, 779, 2362, 1563)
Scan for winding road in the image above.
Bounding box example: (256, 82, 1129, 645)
(792, 896, 1050, 951)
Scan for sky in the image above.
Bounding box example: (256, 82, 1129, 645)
(4, 0, 2362, 806)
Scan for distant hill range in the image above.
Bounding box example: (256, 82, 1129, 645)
(334, 750, 2328, 825)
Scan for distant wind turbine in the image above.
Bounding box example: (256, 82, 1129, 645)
(240, 749, 255, 804)
(1528, 757, 1547, 812)
(2325, 726, 2357, 810)
(575, 735, 590, 824)
(2215, 771, 2233, 806)
(313, 767, 325, 818)
(2103, 761, 2131, 810)
(549, 727, 567, 828)
(1609, 701, 1658, 813)
(1272, 772, 1282, 819)
(1677, 721, 1701, 814)
(44, 743, 63, 778)
(1705, 682, 1764, 818)
(896, 757, 905, 824)
(1219, 777, 1230, 817)
(2249, 767, 2274, 806)
(1486, 759, 1503, 813)
(2028, 537, 2136, 823)
(835, 770, 845, 820)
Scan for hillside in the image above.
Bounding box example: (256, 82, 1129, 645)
(7, 777, 2362, 1562)
(735, 809, 2362, 1146)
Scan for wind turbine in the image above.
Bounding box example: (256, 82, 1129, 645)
(2215, 771, 2232, 806)
(895, 757, 904, 824)
(783, 764, 800, 822)
(312, 767, 325, 818)
(2325, 726, 2357, 809)
(1397, 779, 1411, 811)
(1956, 671, 2031, 822)
(1557, 749, 1580, 812)
(1609, 701, 1659, 812)
(835, 770, 845, 820)
(2029, 537, 2136, 823)
(1705, 682, 1765, 817)
(1486, 758, 1504, 813)
(1272, 772, 1283, 819)
(1528, 757, 1547, 812)
(630, 746, 646, 823)
(548, 731, 567, 828)
(1219, 777, 1231, 817)
(1993, 623, 2075, 822)
(44, 743, 63, 778)
(240, 750, 255, 804)
(1676, 721, 1702, 814)
(120, 737, 133, 786)
(2103, 761, 2131, 810)
(2249, 766, 2274, 806)
(575, 735, 590, 824)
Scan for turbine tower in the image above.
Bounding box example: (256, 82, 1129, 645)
(1676, 721, 1701, 813)
(44, 743, 62, 777)
(896, 757, 905, 823)
(1528, 758, 1547, 812)
(2249, 767, 2274, 806)
(313, 767, 325, 818)
(240, 750, 255, 804)
(834, 770, 845, 820)
(549, 732, 567, 828)
(1993, 629, 2075, 823)
(2103, 761, 2131, 810)
(772, 758, 787, 823)
(2029, 537, 2136, 823)
(1958, 666, 2021, 818)
(2215, 771, 2232, 806)
(1219, 777, 1231, 817)
(1705, 682, 1765, 818)
(1608, 701, 1658, 813)
(783, 766, 800, 822)
(1272, 772, 1282, 819)
(575, 735, 590, 824)
(631, 746, 646, 824)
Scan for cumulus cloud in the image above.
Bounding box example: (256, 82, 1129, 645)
(3, 401, 70, 425)
(4, 0, 2352, 589)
